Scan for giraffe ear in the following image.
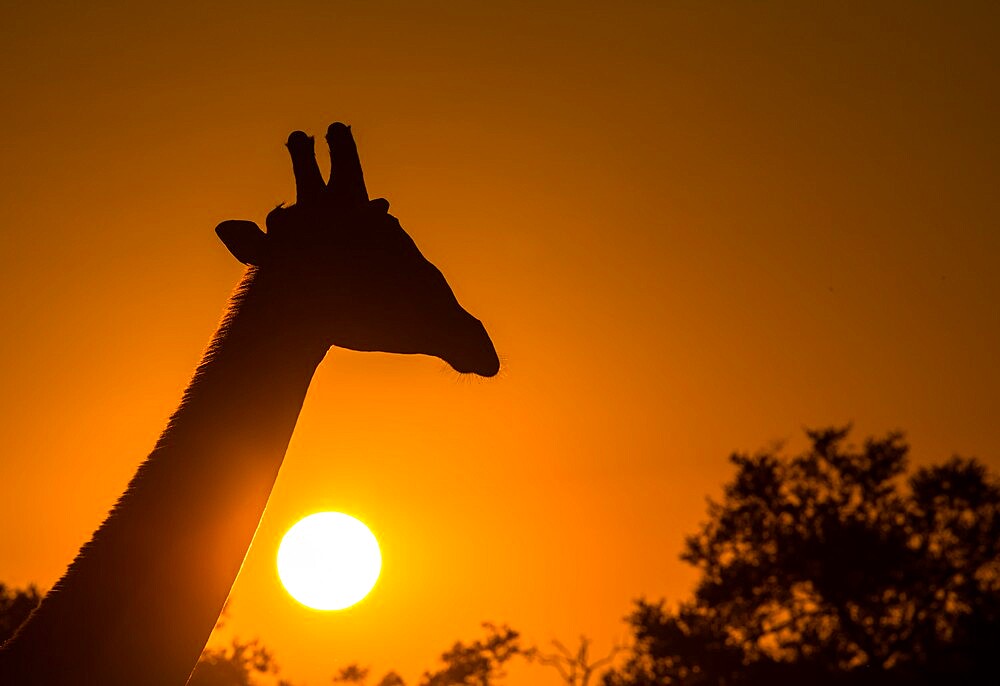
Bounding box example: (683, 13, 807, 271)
(216, 220, 269, 266)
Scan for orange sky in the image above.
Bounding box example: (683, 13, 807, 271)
(1, 2, 998, 684)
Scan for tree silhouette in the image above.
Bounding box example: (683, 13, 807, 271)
(526, 636, 621, 686)
(187, 638, 279, 686)
(376, 672, 406, 686)
(605, 427, 1000, 686)
(333, 663, 371, 684)
(331, 662, 406, 686)
(419, 623, 522, 686)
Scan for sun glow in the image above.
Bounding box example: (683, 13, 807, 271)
(277, 512, 382, 611)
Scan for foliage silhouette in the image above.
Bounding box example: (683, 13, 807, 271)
(526, 636, 622, 686)
(605, 427, 1000, 686)
(333, 663, 372, 683)
(332, 662, 405, 686)
(187, 638, 278, 686)
(419, 623, 522, 686)
(377, 672, 407, 686)
(329, 624, 524, 686)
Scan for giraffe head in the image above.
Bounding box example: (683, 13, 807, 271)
(215, 123, 500, 377)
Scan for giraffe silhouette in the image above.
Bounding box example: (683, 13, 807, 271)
(0, 122, 499, 685)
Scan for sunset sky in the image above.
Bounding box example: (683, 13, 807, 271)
(1, 1, 998, 684)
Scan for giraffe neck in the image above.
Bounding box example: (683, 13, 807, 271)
(0, 269, 328, 685)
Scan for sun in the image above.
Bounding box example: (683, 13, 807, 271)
(277, 512, 382, 611)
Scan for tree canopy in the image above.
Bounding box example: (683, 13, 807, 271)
(605, 427, 1000, 686)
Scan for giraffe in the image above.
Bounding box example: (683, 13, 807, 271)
(0, 122, 499, 685)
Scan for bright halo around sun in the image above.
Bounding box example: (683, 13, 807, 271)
(277, 512, 382, 611)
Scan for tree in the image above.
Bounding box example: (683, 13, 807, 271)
(527, 636, 622, 686)
(605, 427, 1000, 686)
(420, 623, 522, 686)
(377, 672, 407, 686)
(333, 663, 372, 684)
(331, 662, 406, 686)
(188, 638, 279, 686)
